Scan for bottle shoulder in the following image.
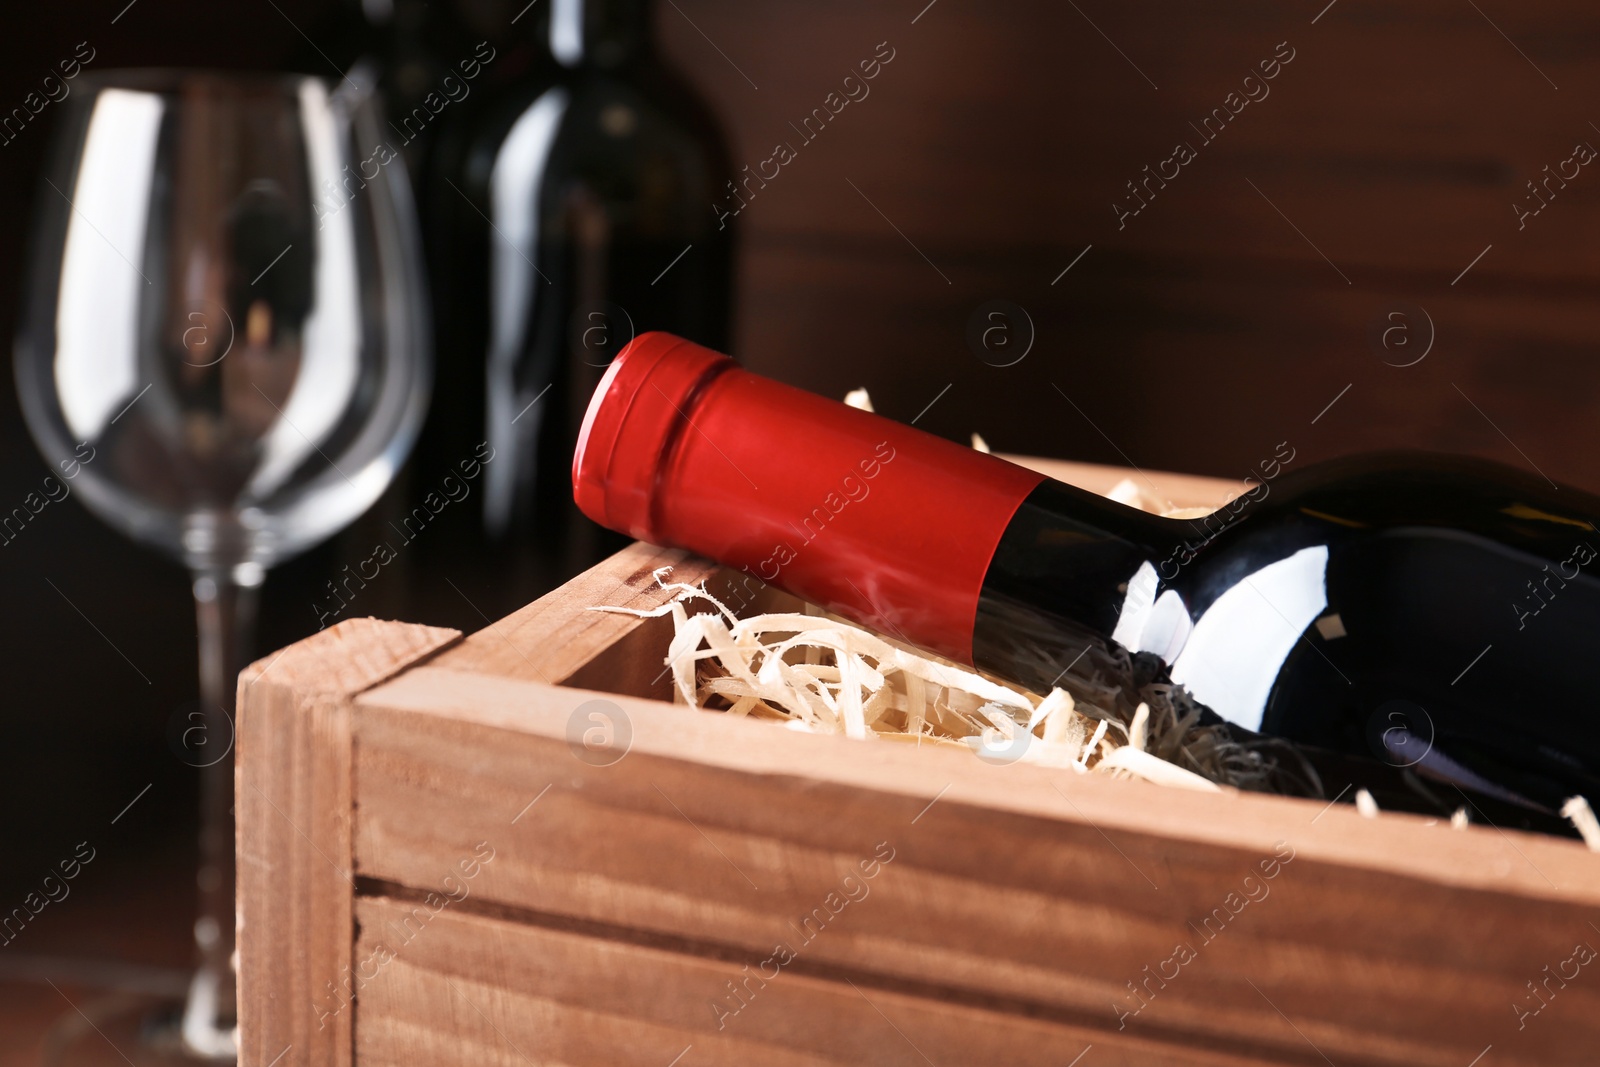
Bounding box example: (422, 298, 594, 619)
(1161, 450, 1600, 621)
(463, 59, 726, 145)
(1221, 451, 1599, 540)
(440, 61, 730, 211)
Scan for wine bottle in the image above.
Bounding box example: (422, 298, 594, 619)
(414, 0, 734, 621)
(573, 333, 1600, 833)
(348, 0, 483, 169)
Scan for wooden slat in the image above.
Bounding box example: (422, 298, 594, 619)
(649, 0, 1600, 496)
(235, 618, 460, 1067)
(351, 895, 1257, 1067)
(671, 0, 1600, 260)
(350, 666, 1600, 1067)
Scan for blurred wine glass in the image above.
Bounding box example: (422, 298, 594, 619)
(14, 69, 429, 1060)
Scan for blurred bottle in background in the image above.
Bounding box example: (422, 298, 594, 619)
(396, 0, 736, 624)
(345, 0, 484, 166)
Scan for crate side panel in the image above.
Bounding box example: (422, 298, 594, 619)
(352, 669, 1600, 1067)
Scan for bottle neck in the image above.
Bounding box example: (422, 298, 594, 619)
(530, 0, 654, 69)
(974, 480, 1186, 692)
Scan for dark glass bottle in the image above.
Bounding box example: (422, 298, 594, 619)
(353, 0, 483, 169)
(414, 0, 734, 623)
(979, 460, 1600, 832)
(573, 334, 1599, 838)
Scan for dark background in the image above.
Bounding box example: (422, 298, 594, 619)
(1, 0, 1596, 1031)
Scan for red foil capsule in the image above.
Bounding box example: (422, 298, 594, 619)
(573, 332, 1044, 662)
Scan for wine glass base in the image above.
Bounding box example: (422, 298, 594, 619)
(40, 992, 234, 1066)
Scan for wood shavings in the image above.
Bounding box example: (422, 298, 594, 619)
(1562, 796, 1600, 851)
(1355, 789, 1380, 818)
(971, 432, 991, 453)
(844, 388, 874, 412)
(592, 571, 1270, 794)
(1096, 747, 1221, 792)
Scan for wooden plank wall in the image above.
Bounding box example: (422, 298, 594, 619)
(656, 0, 1600, 491)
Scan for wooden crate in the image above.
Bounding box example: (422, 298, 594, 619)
(237, 457, 1600, 1067)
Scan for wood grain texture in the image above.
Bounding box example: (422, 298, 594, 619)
(351, 894, 1255, 1067)
(637, 0, 1600, 500)
(349, 664, 1600, 1067)
(235, 618, 460, 1067)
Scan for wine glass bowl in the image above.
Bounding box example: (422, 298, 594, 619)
(13, 68, 430, 1061)
(15, 69, 429, 576)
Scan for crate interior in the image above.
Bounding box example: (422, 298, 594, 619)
(562, 565, 804, 702)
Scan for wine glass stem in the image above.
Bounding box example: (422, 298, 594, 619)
(192, 568, 260, 1041)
